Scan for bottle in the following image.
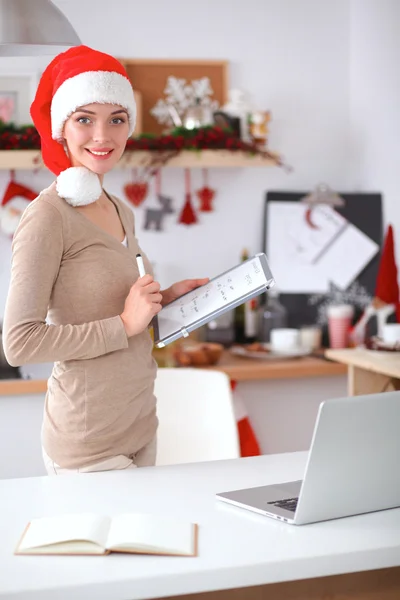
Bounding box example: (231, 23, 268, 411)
(259, 288, 288, 343)
(233, 248, 259, 344)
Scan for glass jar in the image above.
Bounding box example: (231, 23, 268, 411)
(259, 288, 288, 343)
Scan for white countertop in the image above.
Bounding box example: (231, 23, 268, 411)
(0, 452, 399, 600)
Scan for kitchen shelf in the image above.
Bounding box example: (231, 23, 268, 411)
(0, 149, 280, 171)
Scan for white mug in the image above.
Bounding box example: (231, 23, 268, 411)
(270, 328, 299, 352)
(382, 323, 400, 346)
(299, 326, 322, 351)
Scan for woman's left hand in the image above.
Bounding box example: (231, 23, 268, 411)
(161, 278, 209, 306)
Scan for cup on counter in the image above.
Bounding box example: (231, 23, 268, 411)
(327, 304, 354, 349)
(270, 328, 300, 353)
(299, 325, 322, 352)
(382, 323, 400, 347)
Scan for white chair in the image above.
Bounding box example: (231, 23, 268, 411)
(154, 368, 240, 466)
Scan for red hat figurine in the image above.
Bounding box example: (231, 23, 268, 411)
(350, 224, 400, 344)
(0, 175, 37, 237)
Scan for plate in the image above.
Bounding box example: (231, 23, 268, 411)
(230, 343, 311, 360)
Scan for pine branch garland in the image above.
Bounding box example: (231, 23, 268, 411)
(0, 121, 285, 167)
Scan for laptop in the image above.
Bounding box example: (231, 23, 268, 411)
(216, 390, 400, 525)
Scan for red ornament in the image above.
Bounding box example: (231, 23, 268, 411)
(123, 169, 148, 206)
(196, 169, 216, 212)
(178, 169, 197, 225)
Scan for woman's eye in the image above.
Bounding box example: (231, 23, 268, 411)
(77, 117, 91, 124)
(111, 117, 125, 125)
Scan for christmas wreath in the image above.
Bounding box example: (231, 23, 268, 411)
(0, 121, 284, 167)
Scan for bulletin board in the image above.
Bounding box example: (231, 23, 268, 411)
(263, 191, 383, 336)
(118, 59, 228, 135)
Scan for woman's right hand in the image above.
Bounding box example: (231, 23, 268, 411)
(120, 275, 162, 338)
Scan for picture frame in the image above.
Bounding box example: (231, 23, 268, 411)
(0, 76, 33, 125)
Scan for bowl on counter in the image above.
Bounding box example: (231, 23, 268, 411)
(173, 342, 224, 367)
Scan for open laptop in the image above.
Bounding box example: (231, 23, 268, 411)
(217, 390, 400, 525)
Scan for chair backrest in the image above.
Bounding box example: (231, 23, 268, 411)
(154, 368, 240, 466)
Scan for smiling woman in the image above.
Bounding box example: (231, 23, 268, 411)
(63, 103, 130, 177)
(2, 45, 208, 476)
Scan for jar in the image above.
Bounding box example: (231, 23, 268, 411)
(259, 289, 288, 343)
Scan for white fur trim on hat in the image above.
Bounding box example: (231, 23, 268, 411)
(51, 71, 136, 139)
(56, 167, 102, 206)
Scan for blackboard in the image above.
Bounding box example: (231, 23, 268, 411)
(263, 191, 383, 342)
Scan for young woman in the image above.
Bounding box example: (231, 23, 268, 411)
(3, 45, 207, 474)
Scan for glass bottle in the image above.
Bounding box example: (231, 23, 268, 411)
(259, 288, 288, 343)
(234, 248, 259, 344)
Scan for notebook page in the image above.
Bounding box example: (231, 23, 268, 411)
(18, 513, 110, 551)
(107, 514, 195, 555)
(157, 256, 268, 340)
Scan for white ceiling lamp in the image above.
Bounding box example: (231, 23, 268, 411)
(0, 0, 81, 56)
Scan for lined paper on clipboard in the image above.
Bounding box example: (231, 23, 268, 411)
(267, 202, 379, 292)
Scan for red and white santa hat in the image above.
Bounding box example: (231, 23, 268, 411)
(30, 45, 136, 206)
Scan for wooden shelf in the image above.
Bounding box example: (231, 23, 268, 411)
(0, 149, 279, 170)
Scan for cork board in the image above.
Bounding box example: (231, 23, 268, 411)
(118, 59, 228, 135)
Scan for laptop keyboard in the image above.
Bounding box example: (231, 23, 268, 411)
(267, 497, 298, 512)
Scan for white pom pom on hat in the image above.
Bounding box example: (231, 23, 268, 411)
(30, 45, 136, 207)
(56, 167, 102, 207)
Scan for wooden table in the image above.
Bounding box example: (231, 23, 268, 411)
(0, 452, 399, 600)
(206, 350, 346, 381)
(325, 348, 400, 396)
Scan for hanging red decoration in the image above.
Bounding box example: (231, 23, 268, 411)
(196, 168, 216, 212)
(178, 169, 197, 225)
(123, 168, 149, 207)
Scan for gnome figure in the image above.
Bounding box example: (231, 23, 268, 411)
(350, 224, 400, 344)
(0, 179, 37, 237)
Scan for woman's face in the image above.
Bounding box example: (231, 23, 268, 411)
(63, 103, 130, 176)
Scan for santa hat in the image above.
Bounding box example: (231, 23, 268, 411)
(375, 224, 400, 321)
(30, 45, 136, 207)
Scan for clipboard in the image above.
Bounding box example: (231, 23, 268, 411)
(153, 253, 275, 348)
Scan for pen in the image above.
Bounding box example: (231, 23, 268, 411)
(136, 253, 146, 278)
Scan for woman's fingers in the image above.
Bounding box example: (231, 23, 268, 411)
(149, 292, 163, 304)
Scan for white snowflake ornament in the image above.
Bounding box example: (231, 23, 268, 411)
(150, 76, 220, 127)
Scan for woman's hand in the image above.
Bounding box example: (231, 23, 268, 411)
(120, 275, 163, 337)
(161, 278, 209, 306)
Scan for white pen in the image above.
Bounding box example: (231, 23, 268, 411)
(136, 253, 146, 278)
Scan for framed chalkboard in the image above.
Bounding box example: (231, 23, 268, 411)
(263, 191, 383, 341)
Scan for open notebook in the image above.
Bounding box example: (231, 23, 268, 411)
(15, 513, 198, 557)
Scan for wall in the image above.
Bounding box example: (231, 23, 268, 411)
(0, 0, 352, 317)
(349, 0, 400, 267)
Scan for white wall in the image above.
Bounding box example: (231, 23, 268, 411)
(349, 0, 400, 267)
(0, 0, 352, 317)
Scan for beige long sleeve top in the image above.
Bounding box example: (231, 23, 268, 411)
(3, 182, 157, 469)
